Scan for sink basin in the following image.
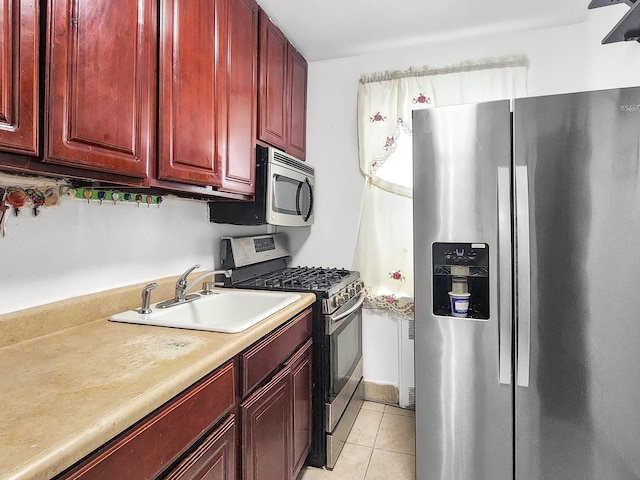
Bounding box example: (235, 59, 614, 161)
(109, 290, 301, 333)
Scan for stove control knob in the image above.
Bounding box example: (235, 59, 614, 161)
(332, 296, 342, 309)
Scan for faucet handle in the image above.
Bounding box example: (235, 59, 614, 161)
(177, 264, 201, 287)
(202, 281, 216, 295)
(139, 282, 158, 314)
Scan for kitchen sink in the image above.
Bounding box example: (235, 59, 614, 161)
(109, 290, 301, 333)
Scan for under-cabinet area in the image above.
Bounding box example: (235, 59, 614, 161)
(0, 0, 307, 199)
(0, 277, 315, 480)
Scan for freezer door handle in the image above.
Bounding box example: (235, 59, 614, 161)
(497, 167, 513, 385)
(515, 165, 531, 388)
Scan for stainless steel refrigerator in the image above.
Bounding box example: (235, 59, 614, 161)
(412, 87, 640, 480)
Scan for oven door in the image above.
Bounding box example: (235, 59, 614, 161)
(266, 160, 314, 226)
(325, 292, 364, 433)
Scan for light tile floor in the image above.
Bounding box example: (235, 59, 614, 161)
(297, 401, 415, 480)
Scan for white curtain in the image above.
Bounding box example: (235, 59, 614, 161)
(353, 56, 528, 315)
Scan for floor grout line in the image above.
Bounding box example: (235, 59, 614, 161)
(362, 445, 374, 480)
(298, 401, 416, 479)
(362, 407, 386, 479)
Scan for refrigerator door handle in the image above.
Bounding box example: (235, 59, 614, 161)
(497, 167, 513, 385)
(515, 165, 531, 388)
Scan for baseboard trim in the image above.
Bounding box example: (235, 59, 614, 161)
(362, 381, 399, 405)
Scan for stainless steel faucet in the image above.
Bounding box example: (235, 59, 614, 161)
(175, 263, 201, 302)
(155, 265, 232, 309)
(155, 264, 202, 309)
(185, 269, 232, 295)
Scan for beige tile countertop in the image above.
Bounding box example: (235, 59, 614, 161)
(0, 276, 315, 480)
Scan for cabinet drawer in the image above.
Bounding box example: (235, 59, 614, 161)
(241, 308, 312, 397)
(59, 361, 236, 479)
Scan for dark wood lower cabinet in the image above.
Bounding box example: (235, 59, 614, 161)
(240, 339, 313, 480)
(287, 339, 313, 477)
(54, 308, 313, 480)
(55, 361, 236, 480)
(164, 414, 237, 480)
(241, 368, 292, 480)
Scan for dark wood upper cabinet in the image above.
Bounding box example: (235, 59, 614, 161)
(158, 0, 257, 195)
(44, 0, 156, 181)
(221, 0, 258, 195)
(0, 0, 39, 156)
(258, 10, 288, 152)
(258, 10, 307, 160)
(158, 0, 224, 187)
(2, 0, 296, 197)
(287, 46, 307, 161)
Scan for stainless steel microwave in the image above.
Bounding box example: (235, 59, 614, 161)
(209, 145, 314, 227)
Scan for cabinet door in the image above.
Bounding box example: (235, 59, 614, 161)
(45, 0, 156, 180)
(257, 10, 287, 151)
(220, 0, 258, 195)
(158, 0, 225, 186)
(287, 46, 307, 161)
(286, 338, 313, 478)
(0, 0, 38, 155)
(165, 414, 237, 480)
(241, 367, 292, 480)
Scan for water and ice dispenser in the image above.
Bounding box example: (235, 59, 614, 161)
(432, 243, 489, 320)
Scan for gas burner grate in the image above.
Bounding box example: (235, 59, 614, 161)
(241, 266, 352, 291)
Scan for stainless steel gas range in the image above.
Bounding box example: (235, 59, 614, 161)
(218, 234, 364, 469)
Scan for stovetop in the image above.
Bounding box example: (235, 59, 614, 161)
(237, 266, 352, 291)
(219, 234, 363, 311)
(226, 263, 362, 314)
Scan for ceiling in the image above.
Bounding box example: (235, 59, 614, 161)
(255, 0, 591, 62)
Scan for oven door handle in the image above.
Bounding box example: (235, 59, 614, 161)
(326, 292, 365, 335)
(332, 292, 365, 322)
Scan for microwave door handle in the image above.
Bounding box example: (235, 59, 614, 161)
(304, 178, 313, 222)
(296, 178, 314, 221)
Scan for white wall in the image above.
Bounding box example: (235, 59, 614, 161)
(291, 6, 640, 387)
(0, 186, 266, 314)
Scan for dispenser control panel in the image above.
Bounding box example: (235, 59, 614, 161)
(433, 243, 489, 267)
(432, 242, 490, 320)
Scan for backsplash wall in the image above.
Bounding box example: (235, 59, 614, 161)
(0, 191, 264, 314)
